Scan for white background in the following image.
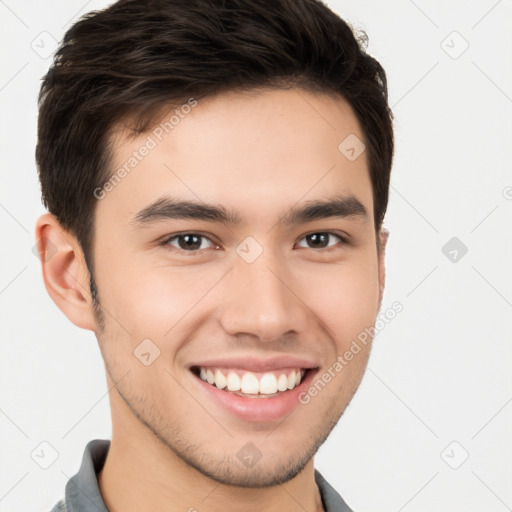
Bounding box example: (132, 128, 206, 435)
(1, 1, 511, 511)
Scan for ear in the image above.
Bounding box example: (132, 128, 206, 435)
(34, 213, 98, 331)
(377, 228, 389, 310)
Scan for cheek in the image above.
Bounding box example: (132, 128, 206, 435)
(97, 259, 224, 338)
(301, 257, 380, 347)
(95, 268, 201, 380)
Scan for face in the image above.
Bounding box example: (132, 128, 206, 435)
(89, 87, 386, 486)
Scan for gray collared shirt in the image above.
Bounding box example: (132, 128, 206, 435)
(50, 439, 354, 512)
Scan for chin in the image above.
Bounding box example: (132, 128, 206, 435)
(188, 455, 312, 488)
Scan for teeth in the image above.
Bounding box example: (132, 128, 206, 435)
(214, 369, 226, 390)
(287, 372, 295, 389)
(227, 372, 241, 391)
(277, 373, 288, 392)
(241, 373, 259, 394)
(259, 373, 278, 394)
(197, 367, 306, 395)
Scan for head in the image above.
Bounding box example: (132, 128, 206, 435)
(35, 0, 393, 487)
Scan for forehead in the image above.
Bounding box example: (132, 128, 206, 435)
(97, 87, 373, 229)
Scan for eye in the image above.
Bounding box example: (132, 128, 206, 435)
(296, 231, 347, 250)
(161, 233, 217, 252)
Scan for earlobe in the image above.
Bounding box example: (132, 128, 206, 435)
(377, 228, 389, 309)
(34, 213, 98, 332)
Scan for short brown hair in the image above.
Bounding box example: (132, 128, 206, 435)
(36, 0, 394, 303)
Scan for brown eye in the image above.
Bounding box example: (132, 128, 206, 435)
(296, 232, 346, 250)
(163, 233, 215, 252)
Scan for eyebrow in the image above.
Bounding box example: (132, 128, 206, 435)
(130, 194, 368, 228)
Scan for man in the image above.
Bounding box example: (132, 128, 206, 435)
(35, 0, 394, 510)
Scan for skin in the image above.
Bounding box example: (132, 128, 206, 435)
(36, 87, 387, 512)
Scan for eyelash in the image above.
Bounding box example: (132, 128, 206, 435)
(160, 231, 349, 254)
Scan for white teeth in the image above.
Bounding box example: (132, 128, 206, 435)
(277, 373, 288, 392)
(241, 373, 259, 394)
(227, 372, 241, 391)
(197, 367, 306, 395)
(287, 372, 295, 389)
(259, 373, 278, 394)
(214, 369, 226, 389)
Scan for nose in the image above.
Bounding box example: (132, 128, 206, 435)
(218, 247, 309, 343)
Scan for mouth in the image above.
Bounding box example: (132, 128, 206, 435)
(190, 365, 310, 398)
(189, 362, 319, 422)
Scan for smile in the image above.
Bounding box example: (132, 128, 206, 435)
(189, 357, 318, 421)
(192, 366, 307, 397)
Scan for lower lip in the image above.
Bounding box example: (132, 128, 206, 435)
(191, 368, 318, 422)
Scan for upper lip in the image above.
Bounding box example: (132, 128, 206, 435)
(189, 355, 318, 373)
